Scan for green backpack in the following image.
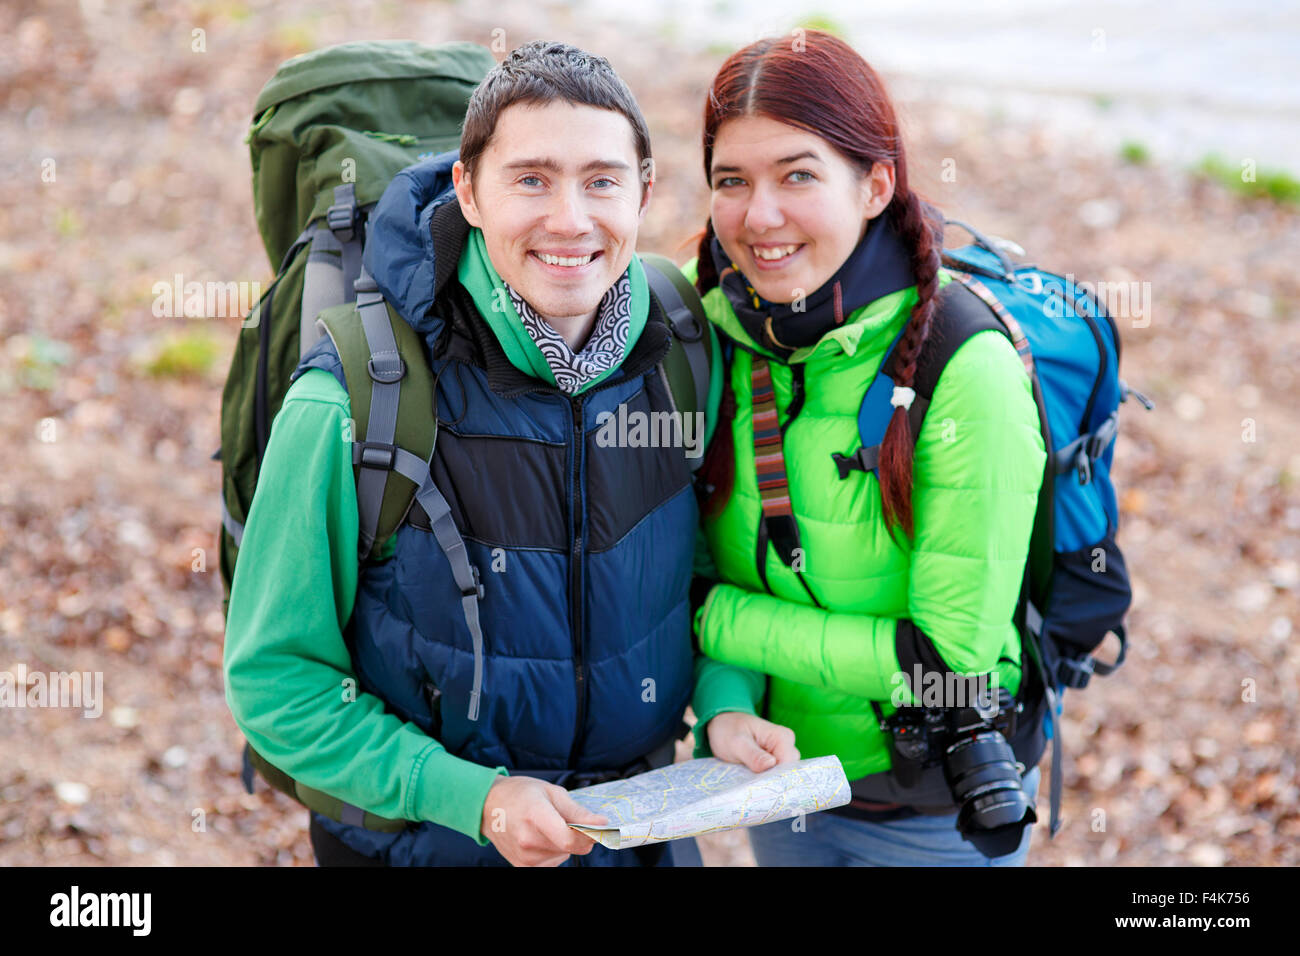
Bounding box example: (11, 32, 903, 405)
(218, 41, 715, 831)
(218, 39, 496, 608)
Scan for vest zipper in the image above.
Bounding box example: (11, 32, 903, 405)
(550, 364, 674, 769)
(566, 394, 587, 768)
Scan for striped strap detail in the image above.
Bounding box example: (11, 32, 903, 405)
(951, 271, 1036, 377)
(750, 355, 793, 517)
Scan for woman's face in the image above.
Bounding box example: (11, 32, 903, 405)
(709, 114, 894, 304)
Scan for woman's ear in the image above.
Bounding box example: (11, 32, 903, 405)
(862, 162, 896, 219)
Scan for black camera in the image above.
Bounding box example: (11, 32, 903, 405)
(881, 686, 1038, 858)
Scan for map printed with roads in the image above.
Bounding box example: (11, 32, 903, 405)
(567, 755, 852, 849)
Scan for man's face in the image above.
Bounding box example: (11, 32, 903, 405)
(453, 100, 651, 327)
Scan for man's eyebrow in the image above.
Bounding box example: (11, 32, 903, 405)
(711, 151, 823, 177)
(500, 158, 632, 173)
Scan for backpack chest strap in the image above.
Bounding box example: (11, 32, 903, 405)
(832, 279, 1011, 481)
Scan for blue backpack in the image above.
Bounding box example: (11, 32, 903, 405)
(833, 219, 1154, 835)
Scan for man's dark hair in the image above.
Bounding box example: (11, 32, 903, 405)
(460, 41, 652, 193)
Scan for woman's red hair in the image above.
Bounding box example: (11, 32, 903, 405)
(695, 30, 941, 538)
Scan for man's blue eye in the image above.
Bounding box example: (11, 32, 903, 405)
(591, 178, 615, 189)
(520, 175, 543, 187)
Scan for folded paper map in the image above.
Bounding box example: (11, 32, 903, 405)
(566, 755, 852, 849)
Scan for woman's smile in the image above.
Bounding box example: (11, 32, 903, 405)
(749, 242, 806, 270)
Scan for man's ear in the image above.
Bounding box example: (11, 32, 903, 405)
(637, 174, 654, 224)
(452, 160, 483, 228)
(862, 162, 896, 219)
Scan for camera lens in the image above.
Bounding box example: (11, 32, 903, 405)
(944, 731, 1037, 858)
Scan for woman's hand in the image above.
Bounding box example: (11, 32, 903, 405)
(705, 711, 800, 772)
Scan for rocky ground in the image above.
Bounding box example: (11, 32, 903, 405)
(1, 0, 1296, 867)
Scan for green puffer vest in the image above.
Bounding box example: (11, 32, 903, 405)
(687, 262, 1046, 782)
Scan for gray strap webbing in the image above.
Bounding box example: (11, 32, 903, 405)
(414, 469, 485, 722)
(643, 263, 709, 436)
(855, 445, 882, 473)
(1046, 683, 1063, 837)
(220, 495, 244, 547)
(681, 337, 710, 476)
(277, 224, 316, 275)
(329, 183, 362, 307)
(344, 269, 484, 719)
(341, 238, 362, 307)
(1052, 410, 1119, 480)
(299, 226, 345, 358)
(351, 445, 428, 477)
(1025, 600, 1044, 637)
(1025, 599, 1063, 836)
(353, 269, 404, 557)
(387, 446, 430, 485)
(370, 443, 484, 721)
(680, 340, 709, 434)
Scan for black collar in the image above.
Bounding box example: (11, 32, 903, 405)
(710, 210, 925, 362)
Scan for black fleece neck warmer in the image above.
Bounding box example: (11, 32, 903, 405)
(709, 209, 926, 361)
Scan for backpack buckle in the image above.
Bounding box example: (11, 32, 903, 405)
(1074, 447, 1093, 485)
(327, 201, 358, 241)
(462, 563, 485, 601)
(1085, 411, 1119, 461)
(1057, 655, 1095, 690)
(327, 183, 360, 241)
(668, 305, 703, 343)
(832, 446, 880, 480)
(356, 441, 397, 471)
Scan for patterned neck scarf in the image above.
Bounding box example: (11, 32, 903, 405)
(504, 273, 634, 394)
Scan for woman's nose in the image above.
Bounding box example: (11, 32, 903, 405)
(744, 188, 786, 233)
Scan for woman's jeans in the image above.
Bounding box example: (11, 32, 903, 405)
(747, 766, 1041, 867)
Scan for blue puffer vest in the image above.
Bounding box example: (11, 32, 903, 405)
(296, 157, 697, 865)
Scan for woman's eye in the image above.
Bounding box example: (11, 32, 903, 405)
(787, 170, 815, 184)
(714, 176, 744, 189)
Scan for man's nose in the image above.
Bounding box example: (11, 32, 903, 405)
(545, 185, 594, 235)
(744, 185, 785, 233)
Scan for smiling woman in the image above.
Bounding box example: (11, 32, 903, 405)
(708, 117, 894, 307)
(686, 30, 1048, 867)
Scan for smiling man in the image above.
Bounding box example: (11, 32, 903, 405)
(223, 41, 792, 868)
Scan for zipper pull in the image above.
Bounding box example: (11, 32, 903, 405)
(1119, 379, 1155, 411)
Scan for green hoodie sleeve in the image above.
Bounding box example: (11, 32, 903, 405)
(694, 328, 1045, 701)
(223, 368, 506, 844)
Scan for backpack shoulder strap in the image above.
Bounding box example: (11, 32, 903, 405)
(832, 278, 1010, 479)
(906, 276, 1014, 427)
(317, 274, 486, 723)
(316, 271, 435, 559)
(298, 184, 367, 359)
(641, 253, 714, 470)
